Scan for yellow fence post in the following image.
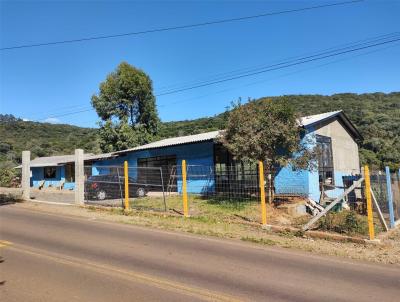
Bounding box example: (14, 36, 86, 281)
(124, 161, 130, 210)
(181, 160, 189, 217)
(259, 161, 267, 225)
(364, 165, 375, 240)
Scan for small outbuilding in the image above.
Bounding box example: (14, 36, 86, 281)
(26, 153, 114, 190)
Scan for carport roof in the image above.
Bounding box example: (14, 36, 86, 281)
(16, 153, 114, 168)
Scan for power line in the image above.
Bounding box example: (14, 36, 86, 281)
(158, 43, 400, 108)
(39, 107, 93, 121)
(31, 32, 400, 121)
(155, 36, 400, 96)
(0, 0, 363, 51)
(156, 31, 399, 93)
(34, 31, 400, 119)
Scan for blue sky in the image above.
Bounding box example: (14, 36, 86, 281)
(0, 0, 399, 127)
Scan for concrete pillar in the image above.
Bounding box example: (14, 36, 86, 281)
(21, 151, 31, 200)
(74, 149, 84, 205)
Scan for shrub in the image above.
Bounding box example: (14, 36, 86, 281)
(0, 166, 17, 187)
(318, 210, 370, 236)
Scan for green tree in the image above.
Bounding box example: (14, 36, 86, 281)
(220, 99, 316, 177)
(91, 62, 160, 152)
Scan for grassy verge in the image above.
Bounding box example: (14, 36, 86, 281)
(77, 195, 400, 265)
(16, 194, 399, 265)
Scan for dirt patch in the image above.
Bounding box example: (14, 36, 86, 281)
(0, 187, 23, 205)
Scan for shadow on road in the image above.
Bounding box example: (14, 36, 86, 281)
(0, 194, 21, 206)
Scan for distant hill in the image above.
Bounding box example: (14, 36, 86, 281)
(1, 92, 399, 170)
(0, 115, 100, 168)
(160, 92, 400, 169)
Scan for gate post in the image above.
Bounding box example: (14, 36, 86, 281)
(364, 165, 375, 240)
(181, 160, 189, 217)
(259, 161, 267, 225)
(21, 151, 31, 200)
(385, 166, 395, 228)
(124, 161, 130, 210)
(74, 149, 84, 205)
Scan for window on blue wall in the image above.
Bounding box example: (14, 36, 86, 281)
(138, 155, 177, 191)
(316, 135, 334, 185)
(44, 167, 56, 179)
(65, 164, 75, 182)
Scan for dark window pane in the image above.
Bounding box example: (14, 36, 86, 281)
(44, 167, 57, 179)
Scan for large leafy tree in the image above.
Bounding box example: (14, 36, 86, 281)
(91, 62, 160, 152)
(220, 99, 316, 176)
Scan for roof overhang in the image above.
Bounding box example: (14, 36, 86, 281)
(301, 111, 363, 142)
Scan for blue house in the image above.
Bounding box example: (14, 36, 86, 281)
(28, 153, 114, 190)
(27, 111, 362, 203)
(93, 110, 362, 202)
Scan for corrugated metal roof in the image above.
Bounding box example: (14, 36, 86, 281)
(16, 153, 114, 168)
(114, 111, 347, 154)
(114, 130, 221, 154)
(298, 110, 342, 127)
(113, 110, 358, 154)
(17, 110, 359, 169)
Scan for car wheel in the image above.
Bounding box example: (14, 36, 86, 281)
(97, 190, 106, 200)
(136, 187, 146, 198)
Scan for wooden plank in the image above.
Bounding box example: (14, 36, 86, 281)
(302, 178, 364, 231)
(370, 188, 389, 232)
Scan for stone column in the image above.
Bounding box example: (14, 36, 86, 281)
(21, 151, 31, 200)
(74, 149, 84, 205)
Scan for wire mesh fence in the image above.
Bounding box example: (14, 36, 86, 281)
(183, 164, 260, 202)
(171, 164, 307, 203)
(84, 165, 167, 211)
(390, 172, 400, 221)
(81, 162, 399, 228)
(368, 169, 400, 225)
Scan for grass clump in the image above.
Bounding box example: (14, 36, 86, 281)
(241, 236, 276, 246)
(318, 210, 371, 236)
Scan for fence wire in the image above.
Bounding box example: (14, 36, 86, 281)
(391, 172, 400, 221)
(184, 164, 260, 202)
(81, 163, 400, 226)
(84, 165, 167, 211)
(368, 170, 400, 225)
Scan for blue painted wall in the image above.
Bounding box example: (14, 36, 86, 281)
(92, 141, 215, 193)
(274, 126, 320, 201)
(274, 166, 309, 196)
(31, 166, 75, 189)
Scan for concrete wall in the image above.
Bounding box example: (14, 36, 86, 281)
(314, 118, 360, 199)
(314, 119, 360, 174)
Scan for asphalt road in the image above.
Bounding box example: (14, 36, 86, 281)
(0, 205, 399, 302)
